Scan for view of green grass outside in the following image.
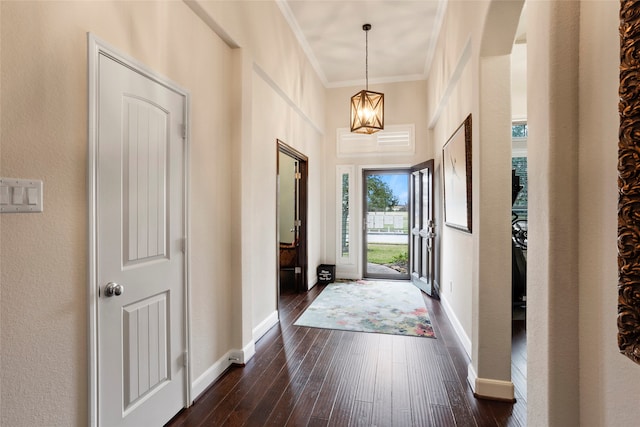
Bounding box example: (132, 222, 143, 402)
(367, 243, 408, 265)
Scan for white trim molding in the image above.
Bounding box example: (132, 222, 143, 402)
(236, 340, 257, 364)
(512, 137, 527, 158)
(336, 165, 355, 267)
(253, 310, 279, 342)
(440, 295, 472, 357)
(190, 341, 255, 403)
(253, 63, 324, 136)
(191, 351, 236, 401)
(467, 364, 515, 402)
(428, 35, 472, 129)
(275, 0, 328, 86)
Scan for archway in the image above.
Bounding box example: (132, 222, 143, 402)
(469, 0, 525, 401)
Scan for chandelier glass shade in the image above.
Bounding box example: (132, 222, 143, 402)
(350, 24, 384, 134)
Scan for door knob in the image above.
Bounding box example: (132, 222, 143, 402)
(105, 282, 124, 297)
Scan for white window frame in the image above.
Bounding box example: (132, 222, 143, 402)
(336, 124, 415, 157)
(336, 165, 355, 266)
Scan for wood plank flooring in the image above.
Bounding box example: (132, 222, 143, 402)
(167, 283, 526, 426)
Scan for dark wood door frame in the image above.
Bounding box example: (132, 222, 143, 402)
(277, 140, 308, 293)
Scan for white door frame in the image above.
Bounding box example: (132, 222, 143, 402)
(87, 33, 191, 426)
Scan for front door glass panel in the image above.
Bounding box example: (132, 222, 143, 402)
(363, 170, 410, 280)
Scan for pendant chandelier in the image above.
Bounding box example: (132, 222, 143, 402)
(350, 23, 384, 134)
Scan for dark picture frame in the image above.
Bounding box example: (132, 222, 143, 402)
(618, 0, 640, 365)
(442, 114, 472, 233)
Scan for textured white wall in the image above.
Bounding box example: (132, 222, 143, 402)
(425, 0, 488, 358)
(578, 1, 640, 426)
(190, 0, 325, 131)
(511, 43, 527, 120)
(473, 53, 514, 387)
(426, 0, 522, 399)
(250, 70, 324, 327)
(433, 62, 475, 345)
(0, 1, 234, 425)
(527, 1, 581, 424)
(193, 0, 325, 341)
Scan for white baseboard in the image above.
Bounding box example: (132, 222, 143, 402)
(191, 341, 257, 402)
(191, 312, 280, 404)
(229, 340, 255, 365)
(253, 310, 279, 342)
(439, 295, 472, 357)
(467, 364, 515, 401)
(190, 350, 235, 401)
(335, 265, 359, 281)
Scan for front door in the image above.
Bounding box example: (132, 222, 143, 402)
(95, 48, 187, 426)
(363, 169, 410, 280)
(410, 160, 437, 297)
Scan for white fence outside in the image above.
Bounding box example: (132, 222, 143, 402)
(366, 211, 408, 233)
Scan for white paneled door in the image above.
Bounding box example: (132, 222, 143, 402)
(95, 51, 187, 426)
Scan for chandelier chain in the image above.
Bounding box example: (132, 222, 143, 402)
(365, 27, 369, 90)
(350, 22, 382, 134)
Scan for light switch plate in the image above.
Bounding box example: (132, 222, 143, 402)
(0, 178, 43, 213)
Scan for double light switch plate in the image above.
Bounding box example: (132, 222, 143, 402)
(0, 178, 43, 213)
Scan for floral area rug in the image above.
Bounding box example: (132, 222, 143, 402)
(294, 280, 436, 338)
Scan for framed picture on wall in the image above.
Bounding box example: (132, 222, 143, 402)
(442, 114, 472, 233)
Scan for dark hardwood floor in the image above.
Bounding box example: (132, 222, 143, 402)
(167, 283, 526, 426)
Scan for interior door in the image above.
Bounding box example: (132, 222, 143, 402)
(410, 160, 437, 297)
(278, 151, 300, 293)
(277, 141, 308, 293)
(97, 52, 187, 426)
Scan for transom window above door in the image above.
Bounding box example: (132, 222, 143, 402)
(336, 124, 415, 157)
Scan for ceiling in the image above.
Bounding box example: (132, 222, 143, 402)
(277, 0, 447, 88)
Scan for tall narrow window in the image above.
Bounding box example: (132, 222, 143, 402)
(341, 173, 350, 257)
(336, 166, 355, 265)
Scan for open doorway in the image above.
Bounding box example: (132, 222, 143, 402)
(362, 169, 410, 280)
(510, 11, 528, 405)
(277, 141, 308, 294)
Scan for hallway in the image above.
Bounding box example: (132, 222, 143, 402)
(167, 284, 526, 426)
